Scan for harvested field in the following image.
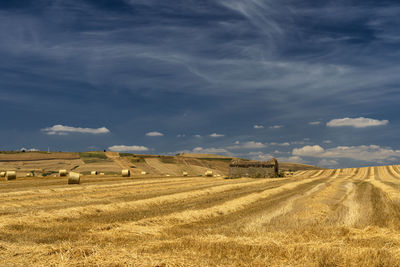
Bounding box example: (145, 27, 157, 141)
(2, 165, 400, 266)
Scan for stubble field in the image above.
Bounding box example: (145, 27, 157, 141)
(1, 166, 400, 266)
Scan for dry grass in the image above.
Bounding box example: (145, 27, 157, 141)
(1, 166, 400, 266)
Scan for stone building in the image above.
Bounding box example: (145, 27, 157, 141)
(228, 158, 278, 178)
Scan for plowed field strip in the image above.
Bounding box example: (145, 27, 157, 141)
(0, 178, 253, 210)
(265, 168, 362, 227)
(0, 179, 289, 215)
(169, 177, 333, 236)
(387, 166, 400, 180)
(0, 176, 140, 192)
(292, 170, 310, 177)
(367, 167, 400, 202)
(106, 176, 332, 235)
(377, 166, 400, 187)
(239, 169, 346, 230)
(0, 176, 208, 196)
(391, 165, 400, 178)
(1, 180, 299, 243)
(355, 169, 400, 229)
(0, 178, 296, 226)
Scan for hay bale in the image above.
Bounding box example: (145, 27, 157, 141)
(122, 169, 130, 177)
(68, 172, 80, 184)
(100, 173, 105, 175)
(0, 172, 6, 177)
(91, 171, 98, 175)
(205, 170, 213, 177)
(59, 169, 67, 177)
(6, 171, 16, 180)
(141, 171, 147, 175)
(182, 171, 188, 176)
(26, 173, 32, 177)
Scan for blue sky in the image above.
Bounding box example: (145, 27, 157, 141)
(1, 0, 400, 168)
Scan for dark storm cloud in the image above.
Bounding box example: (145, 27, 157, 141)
(0, 0, 400, 167)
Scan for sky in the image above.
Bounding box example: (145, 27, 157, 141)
(1, 0, 400, 168)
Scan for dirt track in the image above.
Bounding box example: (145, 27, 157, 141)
(1, 166, 400, 266)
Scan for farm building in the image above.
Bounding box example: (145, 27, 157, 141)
(228, 158, 278, 178)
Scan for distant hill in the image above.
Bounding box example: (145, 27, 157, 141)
(0, 151, 323, 176)
(177, 153, 233, 159)
(0, 151, 80, 161)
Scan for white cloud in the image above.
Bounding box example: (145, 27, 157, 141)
(192, 147, 229, 154)
(293, 144, 400, 162)
(242, 141, 266, 149)
(247, 151, 274, 161)
(326, 117, 389, 128)
(177, 134, 186, 138)
(318, 159, 338, 167)
(323, 140, 332, 144)
(108, 145, 149, 152)
(194, 134, 202, 138)
(42, 125, 110, 135)
(270, 142, 290, 146)
(247, 152, 305, 163)
(293, 145, 325, 156)
(175, 146, 232, 156)
(253, 125, 264, 129)
(309, 121, 321, 125)
(270, 125, 284, 129)
(228, 141, 266, 150)
(277, 156, 307, 164)
(146, 131, 164, 137)
(209, 133, 225, 138)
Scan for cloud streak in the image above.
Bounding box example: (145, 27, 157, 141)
(146, 131, 164, 137)
(269, 125, 283, 129)
(209, 133, 225, 138)
(42, 125, 110, 135)
(327, 117, 389, 128)
(293, 144, 400, 162)
(228, 141, 266, 150)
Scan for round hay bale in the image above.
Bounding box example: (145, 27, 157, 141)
(122, 169, 130, 177)
(140, 171, 147, 175)
(26, 173, 32, 177)
(6, 171, 16, 180)
(91, 171, 98, 175)
(0, 172, 6, 177)
(59, 169, 67, 177)
(100, 172, 105, 175)
(68, 172, 80, 184)
(182, 171, 188, 176)
(205, 170, 213, 177)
